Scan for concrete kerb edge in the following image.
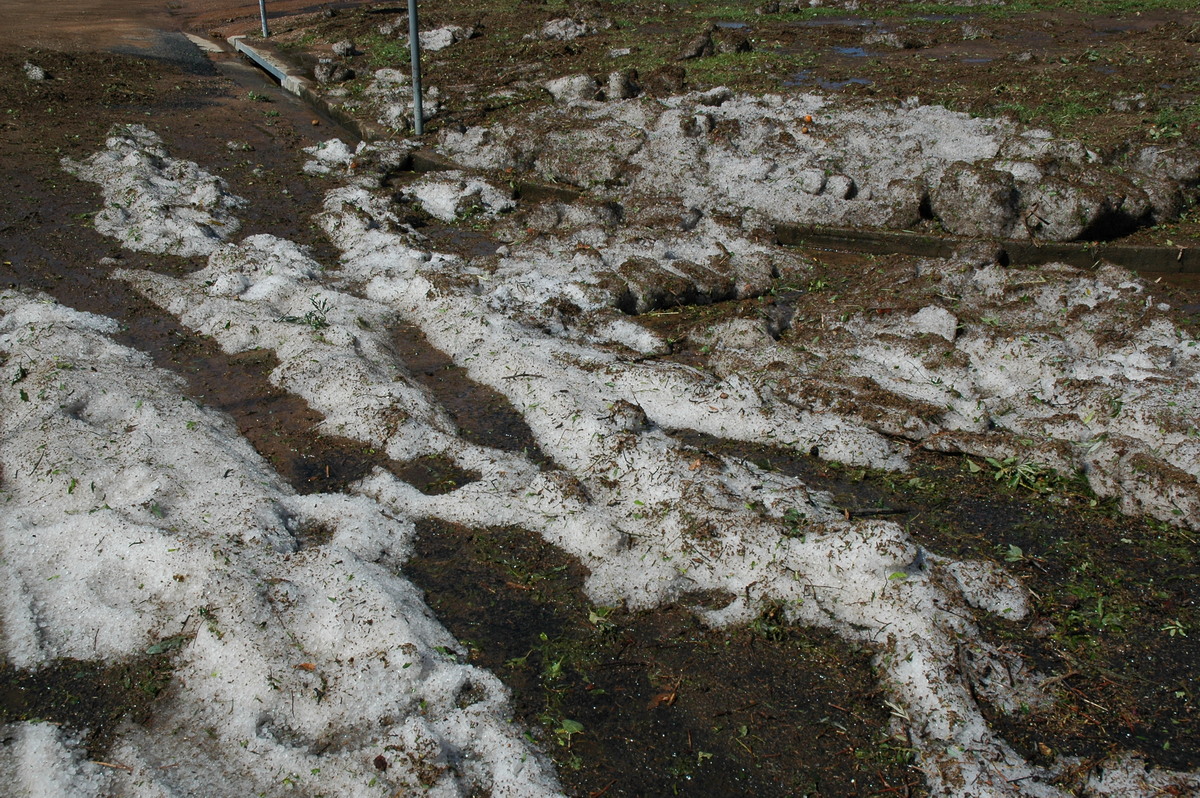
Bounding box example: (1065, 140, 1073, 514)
(183, 33, 225, 54)
(228, 35, 390, 143)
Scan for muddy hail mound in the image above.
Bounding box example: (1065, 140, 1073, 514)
(4, 113, 1188, 797)
(438, 88, 1200, 242)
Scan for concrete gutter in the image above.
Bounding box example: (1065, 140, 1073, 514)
(229, 35, 306, 93)
(227, 35, 389, 143)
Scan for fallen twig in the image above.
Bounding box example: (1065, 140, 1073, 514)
(90, 760, 134, 773)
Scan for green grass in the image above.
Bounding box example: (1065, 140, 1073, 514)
(686, 50, 815, 92)
(359, 32, 413, 69)
(992, 93, 1108, 130)
(812, 0, 1200, 19)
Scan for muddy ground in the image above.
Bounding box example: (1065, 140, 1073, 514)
(258, 0, 1200, 243)
(1, 0, 1199, 796)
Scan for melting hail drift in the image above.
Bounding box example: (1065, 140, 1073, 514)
(44, 122, 1200, 798)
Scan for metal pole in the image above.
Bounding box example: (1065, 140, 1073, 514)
(407, 0, 423, 135)
(259, 0, 269, 37)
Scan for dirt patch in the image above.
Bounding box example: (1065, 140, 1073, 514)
(670, 430, 1200, 779)
(406, 519, 921, 797)
(0, 652, 177, 759)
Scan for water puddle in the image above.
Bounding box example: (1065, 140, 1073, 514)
(781, 69, 811, 87)
(792, 17, 874, 29)
(831, 45, 872, 57)
(782, 70, 873, 90)
(818, 76, 873, 90)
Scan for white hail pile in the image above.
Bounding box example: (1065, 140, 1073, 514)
(61, 126, 246, 257)
(438, 88, 1196, 242)
(10, 112, 1197, 798)
(700, 259, 1200, 530)
(0, 292, 561, 797)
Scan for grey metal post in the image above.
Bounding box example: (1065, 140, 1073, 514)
(407, 0, 423, 135)
(259, 0, 269, 37)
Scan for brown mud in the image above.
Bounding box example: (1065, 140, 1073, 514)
(388, 321, 549, 465)
(405, 519, 921, 797)
(264, 0, 1200, 247)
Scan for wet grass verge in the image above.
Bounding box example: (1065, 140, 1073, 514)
(670, 429, 1200, 776)
(404, 518, 922, 796)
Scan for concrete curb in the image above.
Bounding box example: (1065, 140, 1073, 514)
(228, 35, 390, 143)
(229, 35, 306, 93)
(183, 33, 225, 54)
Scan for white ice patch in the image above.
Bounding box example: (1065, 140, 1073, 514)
(704, 258, 1200, 529)
(1084, 755, 1200, 796)
(0, 725, 107, 798)
(406, 170, 516, 222)
(67, 126, 1200, 798)
(439, 91, 1001, 228)
(0, 290, 561, 797)
(302, 137, 358, 174)
(303, 137, 417, 185)
(527, 18, 596, 42)
(61, 124, 245, 256)
(544, 74, 599, 105)
(417, 25, 474, 52)
(115, 234, 530, 481)
(362, 73, 441, 131)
